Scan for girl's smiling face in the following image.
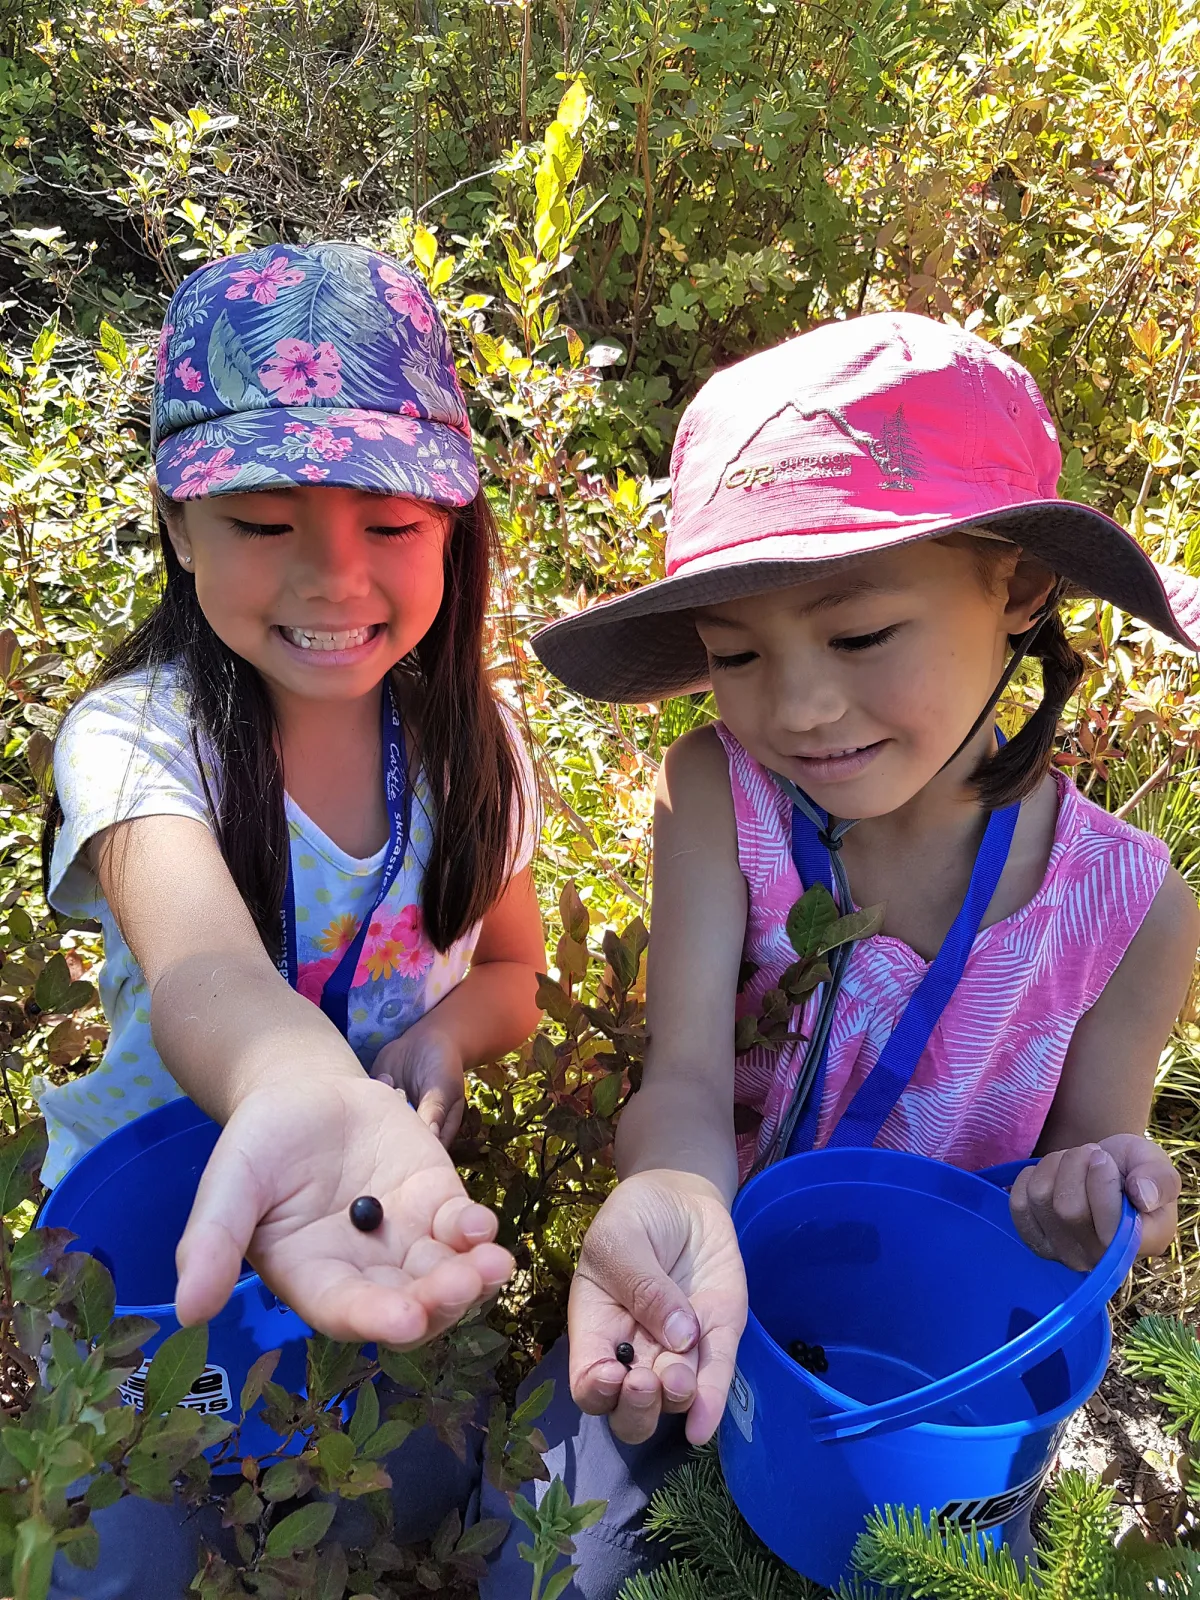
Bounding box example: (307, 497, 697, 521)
(163, 485, 448, 702)
(693, 537, 1054, 817)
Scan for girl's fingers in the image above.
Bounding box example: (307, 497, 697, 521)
(1010, 1159, 1060, 1262)
(652, 1349, 699, 1414)
(430, 1194, 498, 1251)
(686, 1319, 745, 1446)
(567, 1275, 641, 1414)
(416, 1085, 448, 1139)
(1038, 1145, 1107, 1270)
(316, 1278, 431, 1347)
(1083, 1147, 1124, 1255)
(608, 1365, 666, 1445)
(1114, 1139, 1180, 1256)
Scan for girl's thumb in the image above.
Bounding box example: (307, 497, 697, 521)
(591, 1227, 700, 1354)
(175, 1131, 257, 1325)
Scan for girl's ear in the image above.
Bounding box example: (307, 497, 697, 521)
(158, 490, 195, 571)
(1002, 553, 1056, 634)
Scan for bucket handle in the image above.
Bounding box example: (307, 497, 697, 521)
(808, 1159, 1141, 1443)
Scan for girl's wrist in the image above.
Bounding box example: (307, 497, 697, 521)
(619, 1165, 733, 1211)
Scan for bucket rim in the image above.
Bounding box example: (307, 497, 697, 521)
(732, 1147, 1015, 1228)
(739, 1300, 1112, 1439)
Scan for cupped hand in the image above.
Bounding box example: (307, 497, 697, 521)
(372, 1022, 466, 1148)
(1010, 1133, 1180, 1271)
(174, 1073, 511, 1345)
(568, 1169, 747, 1448)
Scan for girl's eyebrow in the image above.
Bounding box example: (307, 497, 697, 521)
(695, 578, 899, 628)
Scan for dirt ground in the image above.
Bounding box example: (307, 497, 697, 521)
(1054, 1360, 1196, 1545)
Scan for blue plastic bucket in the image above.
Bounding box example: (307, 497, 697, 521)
(718, 1148, 1140, 1588)
(40, 1097, 312, 1460)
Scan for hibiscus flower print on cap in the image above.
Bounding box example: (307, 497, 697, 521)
(259, 338, 343, 404)
(150, 241, 479, 507)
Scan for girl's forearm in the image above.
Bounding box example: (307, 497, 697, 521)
(615, 1065, 739, 1205)
(150, 953, 364, 1123)
(409, 960, 541, 1068)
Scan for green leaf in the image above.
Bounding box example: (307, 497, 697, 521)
(591, 1070, 623, 1119)
(98, 320, 129, 364)
(34, 953, 72, 1013)
(413, 223, 438, 273)
(30, 315, 59, 368)
(556, 77, 591, 135)
(359, 1417, 414, 1459)
(784, 885, 838, 959)
(816, 902, 886, 956)
(260, 1456, 311, 1502)
(535, 975, 579, 1028)
(142, 1324, 208, 1416)
(316, 1430, 355, 1477)
(14, 1515, 55, 1600)
(0, 627, 20, 684)
(239, 1346, 281, 1414)
(263, 1499, 337, 1559)
(348, 1379, 379, 1448)
(306, 1334, 361, 1404)
(542, 1566, 579, 1600)
(0, 1119, 47, 1216)
(315, 1542, 350, 1600)
(70, 1253, 116, 1340)
(602, 929, 636, 991)
(455, 1517, 509, 1558)
(510, 1379, 554, 1429)
(85, 1472, 124, 1511)
(101, 1314, 160, 1362)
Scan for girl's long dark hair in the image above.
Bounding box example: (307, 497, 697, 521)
(42, 488, 527, 957)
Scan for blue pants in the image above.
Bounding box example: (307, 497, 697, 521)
(50, 1339, 691, 1600)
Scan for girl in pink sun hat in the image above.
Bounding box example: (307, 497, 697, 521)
(520, 312, 1200, 1588)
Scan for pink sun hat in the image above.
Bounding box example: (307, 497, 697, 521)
(533, 312, 1200, 702)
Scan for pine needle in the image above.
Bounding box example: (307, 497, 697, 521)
(619, 1559, 711, 1600)
(631, 1445, 823, 1600)
(1123, 1316, 1200, 1438)
(1034, 1471, 1118, 1600)
(847, 1506, 1032, 1600)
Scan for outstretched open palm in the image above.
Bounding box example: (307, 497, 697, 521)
(175, 1075, 511, 1346)
(568, 1170, 747, 1446)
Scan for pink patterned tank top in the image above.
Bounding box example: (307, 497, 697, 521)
(718, 724, 1169, 1181)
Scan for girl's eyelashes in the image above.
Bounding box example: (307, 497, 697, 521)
(229, 518, 291, 539)
(830, 624, 900, 653)
(709, 649, 758, 670)
(226, 519, 422, 539)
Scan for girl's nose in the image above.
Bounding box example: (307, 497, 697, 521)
(289, 515, 372, 603)
(772, 662, 849, 739)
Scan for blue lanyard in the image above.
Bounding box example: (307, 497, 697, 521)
(278, 681, 413, 1038)
(784, 782, 1019, 1156)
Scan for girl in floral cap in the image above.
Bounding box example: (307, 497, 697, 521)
(41, 243, 543, 1596)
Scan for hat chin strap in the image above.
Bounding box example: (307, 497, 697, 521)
(935, 577, 1067, 779)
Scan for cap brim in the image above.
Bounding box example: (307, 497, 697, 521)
(155, 405, 479, 507)
(533, 500, 1200, 703)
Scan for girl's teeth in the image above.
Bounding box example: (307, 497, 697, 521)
(281, 625, 375, 652)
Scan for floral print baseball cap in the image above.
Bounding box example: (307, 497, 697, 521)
(151, 242, 479, 507)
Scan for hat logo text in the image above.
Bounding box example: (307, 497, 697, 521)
(711, 403, 921, 501)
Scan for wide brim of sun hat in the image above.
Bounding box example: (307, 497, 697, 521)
(155, 405, 480, 507)
(532, 499, 1200, 704)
